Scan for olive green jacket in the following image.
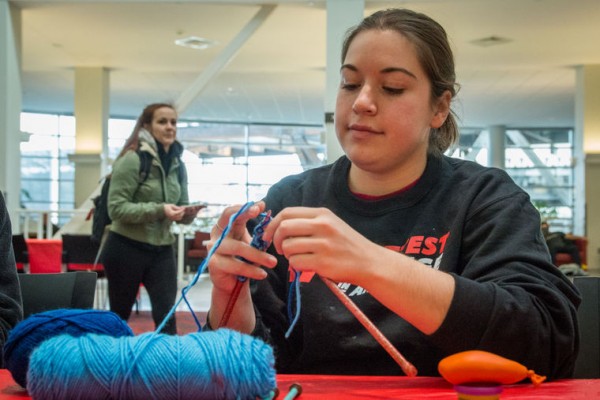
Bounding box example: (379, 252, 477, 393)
(108, 129, 189, 246)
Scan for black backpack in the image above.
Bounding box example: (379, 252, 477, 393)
(90, 151, 185, 244)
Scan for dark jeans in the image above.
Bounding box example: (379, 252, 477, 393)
(101, 232, 178, 334)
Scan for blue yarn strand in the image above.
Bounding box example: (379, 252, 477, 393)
(125, 201, 277, 398)
(285, 271, 302, 338)
(155, 201, 255, 334)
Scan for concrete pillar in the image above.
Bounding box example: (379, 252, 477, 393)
(488, 125, 506, 169)
(325, 0, 364, 163)
(0, 0, 22, 223)
(576, 65, 600, 271)
(69, 67, 109, 208)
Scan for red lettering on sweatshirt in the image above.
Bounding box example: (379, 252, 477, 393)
(388, 232, 450, 257)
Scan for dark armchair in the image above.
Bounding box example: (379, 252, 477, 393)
(17, 271, 97, 318)
(11, 234, 29, 273)
(61, 234, 106, 308)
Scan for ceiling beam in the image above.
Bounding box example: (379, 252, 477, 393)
(175, 4, 276, 114)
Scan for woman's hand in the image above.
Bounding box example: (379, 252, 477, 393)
(262, 207, 380, 285)
(206, 202, 278, 294)
(163, 204, 185, 221)
(206, 202, 277, 332)
(263, 207, 455, 334)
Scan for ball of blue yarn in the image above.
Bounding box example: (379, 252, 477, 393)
(27, 328, 276, 400)
(3, 308, 133, 388)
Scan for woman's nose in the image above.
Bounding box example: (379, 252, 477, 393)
(352, 86, 376, 114)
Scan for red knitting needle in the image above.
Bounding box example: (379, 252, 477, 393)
(320, 276, 418, 377)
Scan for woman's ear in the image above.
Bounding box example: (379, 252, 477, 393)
(430, 90, 451, 129)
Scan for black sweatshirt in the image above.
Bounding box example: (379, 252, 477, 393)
(250, 154, 580, 379)
(0, 192, 23, 367)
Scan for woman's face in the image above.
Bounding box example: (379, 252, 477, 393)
(146, 106, 177, 151)
(335, 29, 449, 176)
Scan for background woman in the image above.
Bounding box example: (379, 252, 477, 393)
(101, 103, 190, 334)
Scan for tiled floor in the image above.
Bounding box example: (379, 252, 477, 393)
(96, 272, 212, 313)
(139, 273, 212, 313)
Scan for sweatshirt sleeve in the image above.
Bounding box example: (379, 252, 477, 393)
(0, 193, 24, 367)
(429, 189, 580, 379)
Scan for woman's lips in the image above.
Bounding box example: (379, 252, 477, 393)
(348, 124, 382, 136)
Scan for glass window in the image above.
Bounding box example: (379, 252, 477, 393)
(20, 113, 75, 218)
(451, 127, 575, 232)
(21, 110, 574, 234)
(177, 121, 325, 207)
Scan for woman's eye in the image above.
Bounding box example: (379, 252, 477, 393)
(340, 82, 360, 91)
(384, 87, 405, 95)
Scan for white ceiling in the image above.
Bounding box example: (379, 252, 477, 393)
(10, 0, 600, 129)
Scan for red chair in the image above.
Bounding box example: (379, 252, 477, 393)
(186, 231, 210, 273)
(26, 238, 63, 273)
(555, 236, 588, 270)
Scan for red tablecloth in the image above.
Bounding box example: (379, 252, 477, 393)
(2, 369, 600, 399)
(24, 239, 62, 273)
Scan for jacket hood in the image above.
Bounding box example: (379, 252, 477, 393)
(138, 128, 184, 158)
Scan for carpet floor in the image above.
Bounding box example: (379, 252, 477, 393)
(127, 311, 207, 335)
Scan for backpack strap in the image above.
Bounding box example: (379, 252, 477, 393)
(177, 158, 187, 185)
(136, 149, 185, 185)
(137, 150, 153, 184)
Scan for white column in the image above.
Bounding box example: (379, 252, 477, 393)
(325, 0, 364, 163)
(576, 65, 600, 271)
(0, 0, 22, 223)
(488, 125, 506, 169)
(71, 67, 109, 208)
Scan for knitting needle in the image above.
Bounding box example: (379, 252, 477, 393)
(320, 276, 418, 377)
(283, 383, 302, 400)
(219, 211, 272, 328)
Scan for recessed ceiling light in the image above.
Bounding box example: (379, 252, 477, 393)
(470, 35, 512, 47)
(174, 36, 217, 50)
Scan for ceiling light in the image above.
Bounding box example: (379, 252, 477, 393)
(470, 35, 512, 47)
(174, 36, 217, 50)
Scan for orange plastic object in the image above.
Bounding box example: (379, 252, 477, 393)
(438, 350, 546, 386)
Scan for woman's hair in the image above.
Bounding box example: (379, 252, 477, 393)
(117, 102, 176, 158)
(341, 8, 460, 156)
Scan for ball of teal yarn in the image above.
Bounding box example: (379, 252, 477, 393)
(3, 308, 133, 388)
(27, 329, 276, 400)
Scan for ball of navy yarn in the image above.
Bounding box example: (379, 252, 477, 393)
(27, 329, 276, 400)
(3, 308, 133, 388)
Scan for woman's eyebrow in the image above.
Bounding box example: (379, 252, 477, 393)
(381, 67, 417, 80)
(340, 63, 358, 72)
(340, 64, 417, 80)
